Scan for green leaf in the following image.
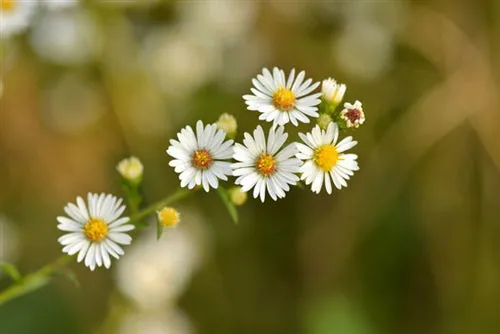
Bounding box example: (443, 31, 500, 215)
(0, 262, 21, 281)
(156, 215, 164, 240)
(155, 207, 165, 241)
(217, 188, 238, 224)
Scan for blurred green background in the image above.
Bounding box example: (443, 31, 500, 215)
(1, 0, 500, 333)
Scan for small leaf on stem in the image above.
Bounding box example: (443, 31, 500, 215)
(217, 188, 239, 224)
(0, 262, 21, 282)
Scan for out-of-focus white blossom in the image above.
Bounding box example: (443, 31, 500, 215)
(116, 209, 208, 309)
(334, 21, 393, 81)
(340, 1, 408, 34)
(0, 0, 37, 38)
(29, 9, 100, 65)
(141, 27, 221, 97)
(42, 74, 106, 134)
(177, 0, 256, 47)
(333, 1, 408, 81)
(97, 0, 159, 8)
(40, 0, 79, 10)
(119, 309, 192, 334)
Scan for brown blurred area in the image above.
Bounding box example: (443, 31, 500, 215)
(1, 0, 500, 334)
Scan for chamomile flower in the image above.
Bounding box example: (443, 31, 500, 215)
(232, 125, 301, 202)
(57, 193, 135, 271)
(243, 67, 321, 127)
(0, 0, 37, 38)
(167, 120, 234, 192)
(296, 123, 359, 194)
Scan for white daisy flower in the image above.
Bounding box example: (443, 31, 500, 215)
(167, 120, 234, 192)
(341, 100, 365, 128)
(296, 123, 359, 194)
(232, 125, 301, 202)
(243, 67, 321, 127)
(0, 0, 37, 38)
(57, 193, 135, 271)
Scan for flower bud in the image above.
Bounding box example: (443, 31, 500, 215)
(216, 113, 237, 138)
(322, 78, 346, 107)
(117, 156, 143, 184)
(157, 207, 180, 228)
(317, 113, 333, 130)
(340, 100, 365, 129)
(228, 187, 247, 206)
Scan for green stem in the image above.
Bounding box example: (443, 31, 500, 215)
(0, 188, 192, 307)
(130, 188, 191, 224)
(0, 255, 71, 307)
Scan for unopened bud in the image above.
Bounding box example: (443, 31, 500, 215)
(216, 113, 237, 138)
(228, 187, 247, 206)
(317, 113, 333, 130)
(322, 78, 346, 107)
(117, 156, 143, 184)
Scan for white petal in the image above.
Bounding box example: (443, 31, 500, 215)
(77, 240, 91, 263)
(85, 244, 97, 270)
(108, 232, 132, 245)
(76, 197, 89, 221)
(100, 243, 111, 268)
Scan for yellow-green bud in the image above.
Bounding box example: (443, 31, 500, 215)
(116, 156, 143, 184)
(228, 187, 247, 206)
(317, 114, 333, 130)
(216, 113, 237, 138)
(157, 207, 180, 228)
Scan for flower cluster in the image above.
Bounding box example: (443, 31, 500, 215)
(56, 66, 365, 271)
(167, 67, 365, 201)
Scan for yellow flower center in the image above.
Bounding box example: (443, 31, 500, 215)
(83, 218, 108, 242)
(256, 153, 276, 176)
(314, 144, 338, 172)
(273, 87, 295, 111)
(0, 0, 16, 11)
(192, 149, 213, 169)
